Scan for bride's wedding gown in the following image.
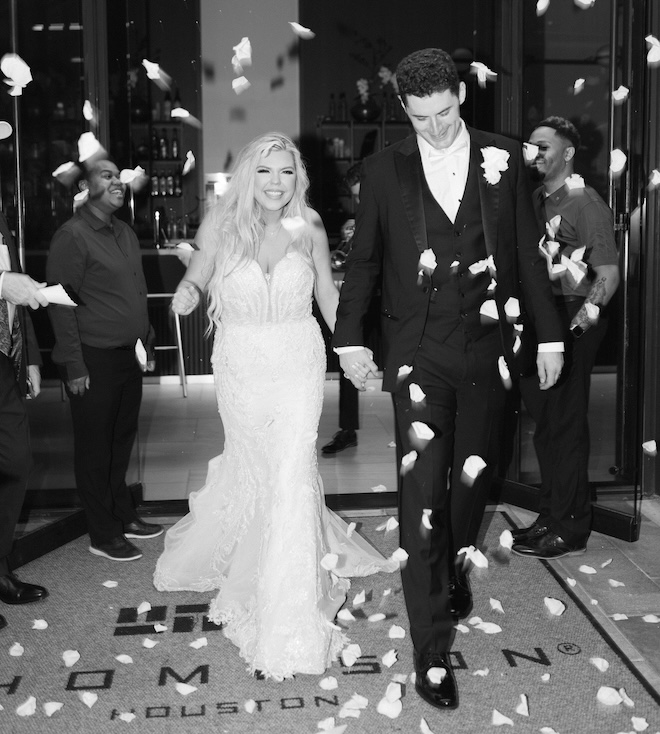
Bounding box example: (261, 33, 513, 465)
(154, 251, 397, 680)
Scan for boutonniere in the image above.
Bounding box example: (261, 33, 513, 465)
(481, 147, 510, 185)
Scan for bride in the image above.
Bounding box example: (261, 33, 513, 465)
(153, 132, 397, 680)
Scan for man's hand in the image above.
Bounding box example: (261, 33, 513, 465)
(144, 360, 156, 373)
(1, 272, 48, 309)
(27, 365, 41, 398)
(67, 375, 90, 396)
(537, 351, 563, 390)
(171, 280, 200, 315)
(339, 348, 378, 391)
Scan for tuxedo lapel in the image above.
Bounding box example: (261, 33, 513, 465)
(394, 139, 428, 254)
(470, 132, 499, 259)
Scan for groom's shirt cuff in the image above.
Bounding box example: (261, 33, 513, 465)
(538, 342, 564, 353)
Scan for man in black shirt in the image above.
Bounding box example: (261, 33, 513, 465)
(47, 158, 162, 561)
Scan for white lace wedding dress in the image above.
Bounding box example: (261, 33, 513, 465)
(154, 251, 398, 680)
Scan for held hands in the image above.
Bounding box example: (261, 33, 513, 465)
(27, 365, 41, 399)
(67, 375, 90, 397)
(171, 280, 201, 316)
(537, 351, 563, 391)
(2, 272, 49, 309)
(339, 348, 378, 391)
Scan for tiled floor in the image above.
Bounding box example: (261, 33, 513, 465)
(22, 378, 660, 697)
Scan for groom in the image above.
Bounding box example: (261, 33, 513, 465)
(333, 48, 564, 709)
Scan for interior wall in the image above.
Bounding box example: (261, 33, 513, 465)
(199, 0, 300, 180)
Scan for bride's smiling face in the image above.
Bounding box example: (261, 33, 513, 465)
(253, 149, 296, 217)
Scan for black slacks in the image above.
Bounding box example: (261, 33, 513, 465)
(338, 373, 359, 431)
(66, 345, 142, 545)
(0, 353, 31, 576)
(519, 300, 607, 547)
(393, 327, 505, 654)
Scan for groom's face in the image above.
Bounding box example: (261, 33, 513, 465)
(402, 82, 466, 151)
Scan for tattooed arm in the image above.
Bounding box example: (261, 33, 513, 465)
(570, 264, 620, 334)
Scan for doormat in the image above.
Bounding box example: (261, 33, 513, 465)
(2, 512, 659, 734)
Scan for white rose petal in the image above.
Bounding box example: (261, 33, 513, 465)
(647, 35, 660, 64)
(377, 696, 402, 719)
(419, 248, 437, 272)
(232, 76, 251, 95)
(371, 483, 388, 493)
(409, 383, 426, 402)
(421, 508, 433, 530)
(631, 716, 649, 731)
(390, 547, 409, 563)
(540, 729, 560, 734)
(142, 638, 158, 648)
(79, 691, 98, 708)
(119, 712, 136, 722)
(523, 142, 539, 162)
(321, 553, 339, 570)
(642, 440, 657, 456)
(154, 623, 167, 633)
(590, 657, 609, 672)
(597, 685, 623, 705)
(455, 623, 470, 634)
(288, 21, 315, 39)
(650, 170, 660, 188)
(189, 637, 208, 649)
(619, 687, 635, 707)
(62, 649, 80, 667)
(43, 701, 64, 717)
(337, 609, 356, 622)
(565, 173, 585, 190)
(610, 148, 627, 174)
(541, 673, 551, 682)
(397, 365, 413, 379)
(473, 668, 489, 676)
(411, 421, 435, 440)
(642, 614, 660, 623)
(499, 530, 514, 549)
(346, 521, 356, 538)
(401, 451, 418, 472)
(612, 613, 628, 620)
(16, 696, 37, 716)
(470, 61, 497, 87)
(426, 667, 446, 684)
(491, 708, 514, 726)
(232, 36, 252, 67)
(420, 717, 435, 734)
(536, 0, 550, 15)
(382, 649, 398, 668)
(573, 77, 586, 94)
(389, 624, 406, 639)
(1, 53, 32, 95)
(78, 131, 105, 163)
(457, 545, 489, 568)
(182, 150, 196, 176)
(115, 654, 133, 664)
(103, 580, 118, 588)
(341, 643, 362, 667)
(368, 613, 386, 623)
(567, 577, 577, 587)
(574, 0, 596, 7)
(490, 598, 504, 614)
(612, 85, 630, 102)
(463, 455, 487, 480)
(175, 682, 197, 696)
(480, 300, 499, 321)
(475, 621, 502, 634)
(31, 619, 48, 630)
(481, 147, 510, 186)
(515, 693, 529, 716)
(544, 597, 566, 616)
(244, 699, 257, 713)
(352, 590, 366, 606)
(608, 579, 625, 588)
(504, 297, 520, 320)
(319, 676, 338, 690)
(579, 564, 597, 574)
(9, 642, 24, 656)
(137, 601, 151, 616)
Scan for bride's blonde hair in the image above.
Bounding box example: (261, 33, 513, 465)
(205, 132, 313, 327)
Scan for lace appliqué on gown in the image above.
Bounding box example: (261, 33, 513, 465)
(154, 252, 397, 680)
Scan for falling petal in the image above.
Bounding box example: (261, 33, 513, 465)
(189, 637, 208, 649)
(175, 682, 197, 696)
(142, 638, 158, 648)
(142, 58, 172, 89)
(544, 597, 566, 616)
(647, 35, 660, 65)
(458, 545, 489, 568)
(289, 21, 316, 39)
(608, 579, 625, 588)
(419, 248, 437, 272)
(642, 439, 657, 456)
(371, 483, 388, 492)
(565, 173, 585, 190)
(82, 100, 96, 122)
(492, 708, 514, 726)
(397, 364, 413, 379)
(1, 53, 32, 95)
(52, 161, 78, 182)
(480, 299, 499, 321)
(79, 691, 98, 708)
(103, 580, 118, 588)
(233, 36, 252, 67)
(409, 383, 426, 402)
(597, 686, 623, 705)
(612, 85, 630, 103)
(346, 522, 356, 538)
(470, 61, 497, 88)
(137, 601, 151, 616)
(411, 421, 435, 441)
(388, 441, 397, 448)
(0, 120, 12, 140)
(600, 558, 613, 568)
(462, 455, 487, 480)
(497, 355, 512, 389)
(170, 106, 190, 119)
(182, 150, 196, 176)
(115, 654, 133, 664)
(43, 702, 64, 717)
(78, 131, 105, 163)
(590, 657, 609, 672)
(490, 598, 504, 614)
(591, 599, 599, 605)
(612, 613, 628, 620)
(469, 254, 496, 276)
(382, 649, 398, 667)
(321, 553, 339, 570)
(523, 142, 539, 162)
(9, 642, 24, 656)
(368, 612, 386, 623)
(62, 649, 80, 667)
(573, 78, 586, 94)
(16, 696, 37, 717)
(574, 0, 596, 7)
(376, 516, 399, 532)
(649, 170, 660, 188)
(642, 614, 660, 623)
(120, 166, 147, 187)
(401, 450, 418, 473)
(281, 215, 306, 233)
(232, 76, 251, 95)
(515, 693, 529, 716)
(536, 0, 550, 15)
(421, 509, 433, 530)
(390, 547, 409, 563)
(389, 624, 406, 639)
(610, 148, 627, 174)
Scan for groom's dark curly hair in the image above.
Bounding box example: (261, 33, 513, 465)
(395, 48, 460, 102)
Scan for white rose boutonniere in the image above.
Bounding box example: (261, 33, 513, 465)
(481, 147, 510, 185)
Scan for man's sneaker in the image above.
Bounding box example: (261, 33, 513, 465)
(124, 519, 164, 539)
(89, 537, 143, 561)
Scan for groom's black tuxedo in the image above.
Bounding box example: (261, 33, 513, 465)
(333, 128, 562, 654)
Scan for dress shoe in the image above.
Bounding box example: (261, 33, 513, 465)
(512, 531, 586, 559)
(511, 521, 550, 543)
(124, 519, 164, 539)
(89, 536, 143, 561)
(449, 574, 472, 619)
(0, 574, 49, 605)
(0, 614, 6, 630)
(321, 429, 357, 455)
(414, 650, 458, 709)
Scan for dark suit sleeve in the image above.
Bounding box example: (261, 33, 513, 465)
(24, 311, 42, 367)
(333, 158, 384, 349)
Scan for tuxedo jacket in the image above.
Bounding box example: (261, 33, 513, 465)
(333, 128, 563, 392)
(0, 212, 41, 392)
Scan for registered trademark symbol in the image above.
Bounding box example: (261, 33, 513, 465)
(557, 642, 581, 655)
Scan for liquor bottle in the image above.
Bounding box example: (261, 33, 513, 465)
(162, 91, 172, 119)
(158, 171, 167, 196)
(166, 169, 175, 196)
(174, 170, 182, 197)
(150, 172, 159, 196)
(151, 130, 160, 160)
(159, 129, 169, 159)
(171, 128, 179, 160)
(338, 92, 348, 122)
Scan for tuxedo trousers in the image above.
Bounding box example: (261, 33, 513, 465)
(519, 300, 607, 547)
(66, 345, 142, 545)
(0, 353, 31, 576)
(393, 326, 505, 654)
(338, 373, 359, 430)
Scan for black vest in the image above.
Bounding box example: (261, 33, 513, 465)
(421, 160, 497, 345)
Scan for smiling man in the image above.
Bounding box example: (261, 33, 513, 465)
(333, 48, 564, 710)
(47, 156, 162, 562)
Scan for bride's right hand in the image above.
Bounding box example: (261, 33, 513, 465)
(171, 280, 201, 315)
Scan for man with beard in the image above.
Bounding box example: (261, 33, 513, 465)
(513, 116, 620, 559)
(47, 157, 162, 562)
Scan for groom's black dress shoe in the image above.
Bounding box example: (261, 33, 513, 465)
(0, 614, 7, 630)
(321, 429, 357, 455)
(0, 574, 49, 605)
(449, 574, 472, 619)
(124, 519, 164, 539)
(511, 522, 550, 543)
(512, 531, 586, 559)
(414, 651, 458, 709)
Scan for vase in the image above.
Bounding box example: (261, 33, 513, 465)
(350, 98, 381, 123)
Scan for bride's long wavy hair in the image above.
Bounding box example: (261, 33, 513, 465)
(205, 132, 313, 327)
